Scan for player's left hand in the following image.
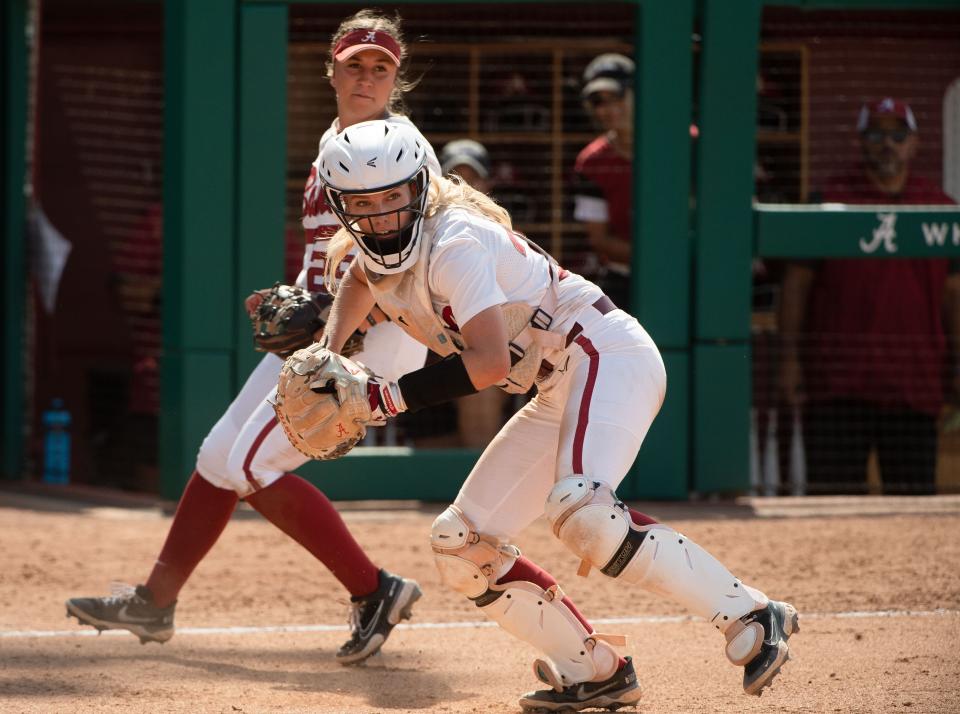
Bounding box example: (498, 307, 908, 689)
(366, 375, 407, 424)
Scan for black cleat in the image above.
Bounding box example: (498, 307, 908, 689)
(336, 569, 422, 665)
(66, 583, 175, 644)
(742, 600, 799, 695)
(519, 656, 642, 712)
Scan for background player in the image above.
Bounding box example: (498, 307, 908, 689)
(301, 120, 798, 710)
(66, 10, 438, 665)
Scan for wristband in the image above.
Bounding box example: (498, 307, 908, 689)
(398, 354, 478, 412)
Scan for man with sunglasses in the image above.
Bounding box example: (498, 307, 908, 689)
(572, 54, 635, 311)
(779, 97, 957, 496)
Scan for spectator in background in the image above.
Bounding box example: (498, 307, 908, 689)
(573, 53, 634, 311)
(441, 139, 493, 194)
(402, 139, 512, 448)
(779, 97, 959, 495)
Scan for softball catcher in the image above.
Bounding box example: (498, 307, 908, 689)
(279, 120, 799, 711)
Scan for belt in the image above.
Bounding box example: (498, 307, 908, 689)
(537, 294, 617, 379)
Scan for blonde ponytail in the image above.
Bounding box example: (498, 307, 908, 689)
(322, 227, 355, 295)
(427, 174, 512, 229)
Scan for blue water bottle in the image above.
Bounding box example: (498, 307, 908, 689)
(42, 398, 72, 485)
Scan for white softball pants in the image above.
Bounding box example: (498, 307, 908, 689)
(195, 321, 426, 496)
(453, 308, 666, 540)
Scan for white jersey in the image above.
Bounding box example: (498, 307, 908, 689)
(373, 207, 667, 547)
(422, 207, 602, 357)
(299, 115, 440, 294)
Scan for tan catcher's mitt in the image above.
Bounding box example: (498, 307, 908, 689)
(251, 282, 364, 358)
(273, 344, 374, 460)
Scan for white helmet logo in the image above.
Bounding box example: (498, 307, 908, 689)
(363, 31, 377, 42)
(366, 157, 377, 167)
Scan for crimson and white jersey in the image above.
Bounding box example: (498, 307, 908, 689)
(423, 207, 602, 348)
(299, 115, 440, 294)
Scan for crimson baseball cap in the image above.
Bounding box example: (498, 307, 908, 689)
(856, 97, 917, 132)
(333, 28, 402, 67)
(581, 53, 634, 99)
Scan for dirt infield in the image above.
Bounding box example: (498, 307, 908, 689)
(1, 489, 958, 713)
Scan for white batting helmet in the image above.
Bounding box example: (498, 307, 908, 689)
(319, 120, 430, 274)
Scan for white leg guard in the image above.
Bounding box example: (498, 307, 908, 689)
(431, 505, 621, 687)
(546, 477, 768, 638)
(478, 580, 621, 690)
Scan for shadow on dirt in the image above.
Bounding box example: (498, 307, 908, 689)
(0, 643, 472, 710)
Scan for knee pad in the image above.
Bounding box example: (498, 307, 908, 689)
(431, 505, 621, 686)
(545, 477, 767, 631)
(430, 505, 520, 598)
(544, 477, 646, 579)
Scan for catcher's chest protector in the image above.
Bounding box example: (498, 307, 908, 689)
(365, 218, 564, 394)
(365, 233, 461, 356)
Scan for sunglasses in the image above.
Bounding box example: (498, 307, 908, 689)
(862, 128, 911, 144)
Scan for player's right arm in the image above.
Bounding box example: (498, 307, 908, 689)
(321, 262, 377, 354)
(429, 232, 511, 390)
(458, 306, 512, 389)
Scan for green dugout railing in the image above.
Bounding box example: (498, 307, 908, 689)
(756, 206, 960, 258)
(4, 0, 958, 502)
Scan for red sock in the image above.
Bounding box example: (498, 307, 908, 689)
(498, 556, 628, 670)
(245, 473, 379, 597)
(628, 508, 658, 527)
(145, 471, 238, 607)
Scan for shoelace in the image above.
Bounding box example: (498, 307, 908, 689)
(346, 602, 362, 635)
(344, 599, 378, 642)
(102, 581, 140, 606)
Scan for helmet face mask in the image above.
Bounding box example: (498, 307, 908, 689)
(325, 169, 429, 272)
(319, 120, 431, 274)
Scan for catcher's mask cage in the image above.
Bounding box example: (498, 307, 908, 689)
(320, 120, 431, 274)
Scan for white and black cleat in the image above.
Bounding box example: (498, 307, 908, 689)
(742, 600, 799, 695)
(519, 656, 642, 712)
(336, 569, 422, 665)
(66, 583, 175, 644)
